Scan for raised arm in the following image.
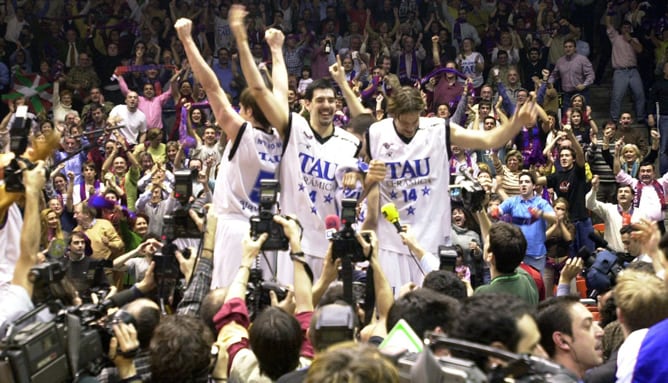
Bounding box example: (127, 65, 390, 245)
(451, 97, 539, 150)
(562, 124, 585, 167)
(229, 4, 288, 136)
(12, 161, 47, 298)
(274, 215, 313, 313)
(329, 55, 365, 118)
(174, 18, 245, 142)
(266, 29, 289, 111)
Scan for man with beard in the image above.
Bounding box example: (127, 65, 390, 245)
(586, 177, 644, 252)
(497, 171, 555, 274)
(616, 161, 668, 233)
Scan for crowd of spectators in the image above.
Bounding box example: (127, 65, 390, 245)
(2, 0, 668, 382)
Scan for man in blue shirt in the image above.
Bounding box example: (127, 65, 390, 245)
(498, 170, 556, 274)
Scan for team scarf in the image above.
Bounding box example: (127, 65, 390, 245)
(634, 180, 667, 210)
(398, 50, 419, 85)
(179, 100, 211, 151)
(622, 161, 640, 179)
(79, 180, 101, 202)
(112, 64, 177, 78)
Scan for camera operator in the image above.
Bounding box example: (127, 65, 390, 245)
(64, 230, 116, 302)
(93, 297, 160, 383)
(214, 215, 315, 382)
(0, 161, 80, 334)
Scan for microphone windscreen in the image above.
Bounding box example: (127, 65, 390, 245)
(325, 214, 341, 231)
(381, 203, 400, 224)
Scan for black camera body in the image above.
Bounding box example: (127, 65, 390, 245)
(438, 245, 458, 272)
(246, 268, 288, 321)
(4, 105, 34, 193)
(331, 199, 368, 262)
(450, 179, 486, 212)
(28, 261, 66, 287)
(249, 179, 289, 251)
(163, 170, 203, 239)
(0, 299, 120, 383)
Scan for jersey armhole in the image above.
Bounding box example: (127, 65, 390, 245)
(445, 117, 452, 160)
(227, 122, 247, 161)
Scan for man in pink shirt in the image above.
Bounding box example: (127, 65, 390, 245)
(117, 73, 174, 131)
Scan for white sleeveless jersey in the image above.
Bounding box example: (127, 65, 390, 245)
(212, 122, 283, 218)
(279, 113, 361, 258)
(210, 122, 283, 288)
(368, 117, 452, 254)
(0, 204, 23, 285)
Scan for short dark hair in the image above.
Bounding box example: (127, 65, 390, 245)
(488, 222, 526, 274)
(519, 170, 536, 185)
(564, 38, 577, 46)
(536, 295, 580, 357)
(422, 270, 467, 301)
(304, 78, 335, 102)
(452, 293, 535, 369)
(149, 315, 214, 383)
(386, 288, 461, 338)
(125, 299, 160, 349)
(250, 307, 304, 380)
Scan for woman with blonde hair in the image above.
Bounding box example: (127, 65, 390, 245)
(40, 208, 65, 251)
(604, 129, 659, 179)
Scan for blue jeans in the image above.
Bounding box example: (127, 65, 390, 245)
(571, 217, 595, 255)
(610, 68, 645, 122)
(659, 115, 668, 175)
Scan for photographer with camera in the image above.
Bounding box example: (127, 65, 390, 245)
(64, 231, 116, 303)
(0, 161, 81, 334)
(214, 214, 315, 381)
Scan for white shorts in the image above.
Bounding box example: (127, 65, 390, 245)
(211, 218, 274, 289)
(276, 251, 324, 287)
(378, 248, 426, 296)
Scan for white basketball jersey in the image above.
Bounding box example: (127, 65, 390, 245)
(368, 117, 452, 254)
(212, 122, 283, 218)
(279, 113, 361, 258)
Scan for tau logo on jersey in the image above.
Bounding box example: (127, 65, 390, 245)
(299, 152, 337, 181)
(386, 158, 431, 179)
(258, 151, 281, 164)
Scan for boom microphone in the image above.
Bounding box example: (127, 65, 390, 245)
(381, 203, 403, 233)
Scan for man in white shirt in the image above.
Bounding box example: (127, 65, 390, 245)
(108, 91, 147, 146)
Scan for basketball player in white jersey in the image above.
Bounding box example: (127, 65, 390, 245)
(176, 18, 284, 288)
(231, 25, 372, 282)
(366, 86, 540, 292)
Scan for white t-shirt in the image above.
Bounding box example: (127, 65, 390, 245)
(109, 105, 147, 145)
